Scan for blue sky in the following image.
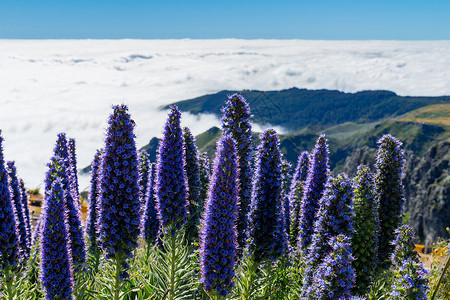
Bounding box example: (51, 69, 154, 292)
(1, 0, 449, 39)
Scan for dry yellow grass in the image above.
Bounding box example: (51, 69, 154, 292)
(398, 104, 450, 126)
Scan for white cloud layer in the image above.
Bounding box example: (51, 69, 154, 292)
(0, 39, 449, 190)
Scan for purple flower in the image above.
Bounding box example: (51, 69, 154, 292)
(19, 179, 32, 251)
(313, 235, 355, 300)
(141, 163, 160, 244)
(298, 135, 329, 253)
(41, 175, 74, 300)
(303, 173, 353, 297)
(0, 131, 20, 270)
(221, 94, 253, 251)
(200, 134, 238, 296)
(390, 225, 429, 300)
(68, 138, 80, 202)
(183, 127, 202, 240)
(138, 150, 151, 211)
(98, 105, 140, 276)
(352, 165, 379, 295)
(247, 129, 287, 261)
(289, 151, 309, 248)
(198, 152, 210, 207)
(86, 149, 102, 252)
(155, 106, 188, 232)
(7, 161, 30, 258)
(52, 133, 86, 270)
(375, 134, 406, 268)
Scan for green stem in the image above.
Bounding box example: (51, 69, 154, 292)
(243, 257, 257, 300)
(113, 255, 123, 300)
(169, 233, 176, 300)
(4, 266, 14, 300)
(431, 253, 450, 300)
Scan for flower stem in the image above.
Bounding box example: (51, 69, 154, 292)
(169, 233, 176, 300)
(4, 266, 14, 300)
(113, 255, 123, 300)
(431, 252, 450, 300)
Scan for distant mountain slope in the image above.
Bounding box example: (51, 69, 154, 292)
(165, 88, 450, 130)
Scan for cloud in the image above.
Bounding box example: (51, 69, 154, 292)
(0, 39, 449, 189)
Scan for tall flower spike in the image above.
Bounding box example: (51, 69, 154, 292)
(0, 131, 20, 271)
(53, 133, 86, 271)
(390, 225, 429, 300)
(303, 173, 353, 298)
(313, 235, 355, 300)
(138, 150, 151, 211)
(19, 179, 32, 249)
(375, 134, 406, 268)
(198, 152, 210, 209)
(155, 106, 188, 232)
(352, 165, 379, 295)
(247, 129, 287, 262)
(68, 138, 80, 201)
(281, 159, 292, 245)
(7, 161, 30, 258)
(289, 151, 309, 248)
(183, 127, 202, 241)
(200, 135, 238, 297)
(298, 135, 329, 254)
(40, 177, 73, 300)
(86, 149, 102, 252)
(141, 163, 160, 245)
(221, 93, 253, 251)
(98, 104, 140, 277)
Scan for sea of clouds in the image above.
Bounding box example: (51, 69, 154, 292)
(0, 39, 449, 190)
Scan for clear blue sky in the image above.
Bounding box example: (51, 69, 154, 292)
(1, 0, 449, 39)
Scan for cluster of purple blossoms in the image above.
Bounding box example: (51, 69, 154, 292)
(138, 150, 151, 210)
(303, 173, 353, 297)
(19, 178, 32, 249)
(375, 134, 406, 268)
(7, 161, 30, 258)
(352, 165, 379, 295)
(98, 105, 140, 276)
(68, 138, 80, 201)
(390, 225, 429, 300)
(247, 129, 287, 262)
(0, 131, 20, 270)
(40, 175, 74, 300)
(298, 135, 329, 253)
(155, 106, 189, 233)
(313, 235, 355, 300)
(141, 162, 160, 245)
(86, 149, 102, 252)
(183, 127, 202, 240)
(198, 152, 210, 206)
(281, 160, 292, 245)
(200, 135, 238, 297)
(289, 151, 309, 247)
(221, 93, 253, 251)
(53, 133, 86, 270)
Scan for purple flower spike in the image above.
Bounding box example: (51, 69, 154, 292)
(298, 135, 329, 253)
(86, 149, 102, 252)
(390, 225, 429, 300)
(200, 134, 238, 297)
(303, 173, 353, 298)
(41, 176, 74, 300)
(289, 151, 309, 247)
(19, 179, 32, 250)
(7, 161, 30, 258)
(198, 152, 210, 206)
(98, 105, 140, 273)
(221, 93, 253, 251)
(375, 134, 406, 268)
(183, 127, 202, 240)
(141, 163, 160, 244)
(0, 131, 20, 271)
(155, 106, 189, 233)
(313, 235, 355, 300)
(138, 150, 151, 211)
(247, 129, 287, 262)
(68, 138, 80, 201)
(52, 133, 86, 270)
